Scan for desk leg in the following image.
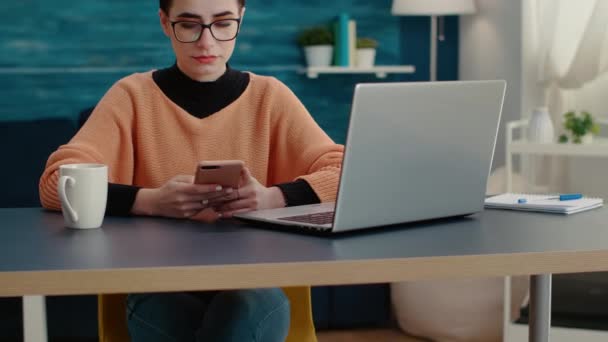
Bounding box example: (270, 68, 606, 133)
(23, 295, 48, 342)
(506, 148, 512, 192)
(529, 274, 552, 342)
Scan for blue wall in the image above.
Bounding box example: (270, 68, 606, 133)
(0, 0, 458, 143)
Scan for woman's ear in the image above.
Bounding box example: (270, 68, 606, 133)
(238, 7, 246, 32)
(159, 9, 171, 38)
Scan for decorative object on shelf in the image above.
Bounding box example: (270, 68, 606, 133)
(558, 111, 601, 144)
(527, 106, 555, 143)
(332, 13, 357, 67)
(391, 0, 476, 81)
(356, 37, 378, 68)
(297, 26, 334, 67)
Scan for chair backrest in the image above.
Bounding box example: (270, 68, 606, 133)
(98, 295, 130, 342)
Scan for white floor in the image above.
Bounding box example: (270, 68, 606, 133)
(505, 323, 608, 342)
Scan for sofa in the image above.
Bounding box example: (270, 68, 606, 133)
(3, 115, 607, 341)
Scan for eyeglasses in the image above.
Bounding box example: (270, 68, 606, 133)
(170, 18, 241, 43)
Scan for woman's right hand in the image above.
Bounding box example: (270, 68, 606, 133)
(131, 175, 235, 218)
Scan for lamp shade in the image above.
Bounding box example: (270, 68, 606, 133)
(391, 0, 476, 16)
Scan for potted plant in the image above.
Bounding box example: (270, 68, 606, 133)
(356, 37, 378, 68)
(298, 26, 334, 67)
(558, 111, 600, 144)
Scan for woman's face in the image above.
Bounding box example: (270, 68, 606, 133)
(160, 0, 244, 82)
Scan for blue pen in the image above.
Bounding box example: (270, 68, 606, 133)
(517, 193, 583, 204)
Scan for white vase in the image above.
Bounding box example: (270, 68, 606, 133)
(304, 45, 333, 67)
(527, 107, 554, 143)
(356, 48, 376, 68)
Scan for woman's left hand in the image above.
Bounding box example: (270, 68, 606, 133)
(216, 167, 286, 218)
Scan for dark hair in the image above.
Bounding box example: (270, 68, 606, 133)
(160, 0, 246, 14)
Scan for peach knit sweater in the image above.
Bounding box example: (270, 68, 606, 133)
(40, 71, 343, 209)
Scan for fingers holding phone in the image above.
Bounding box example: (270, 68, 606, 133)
(139, 175, 228, 218)
(198, 187, 239, 209)
(194, 160, 244, 209)
(217, 167, 287, 218)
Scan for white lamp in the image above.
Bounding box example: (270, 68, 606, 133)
(391, 0, 476, 81)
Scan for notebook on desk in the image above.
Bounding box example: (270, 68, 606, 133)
(484, 193, 603, 214)
(235, 80, 506, 233)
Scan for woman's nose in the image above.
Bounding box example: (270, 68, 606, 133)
(196, 27, 215, 48)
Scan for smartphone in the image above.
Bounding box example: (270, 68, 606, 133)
(194, 160, 244, 189)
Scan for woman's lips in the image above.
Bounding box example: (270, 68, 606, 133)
(193, 56, 217, 64)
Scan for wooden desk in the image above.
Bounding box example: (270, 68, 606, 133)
(2, 207, 608, 342)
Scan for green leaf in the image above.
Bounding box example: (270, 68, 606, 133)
(298, 26, 334, 46)
(582, 114, 592, 129)
(573, 119, 585, 136)
(356, 37, 378, 49)
(558, 134, 568, 143)
(561, 110, 599, 140)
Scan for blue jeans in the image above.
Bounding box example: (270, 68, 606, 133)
(126, 288, 290, 342)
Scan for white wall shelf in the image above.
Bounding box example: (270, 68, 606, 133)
(302, 65, 415, 79)
(509, 139, 608, 157)
(505, 118, 608, 192)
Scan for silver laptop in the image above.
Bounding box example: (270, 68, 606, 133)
(235, 80, 506, 233)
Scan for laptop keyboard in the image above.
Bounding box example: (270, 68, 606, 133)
(278, 211, 335, 225)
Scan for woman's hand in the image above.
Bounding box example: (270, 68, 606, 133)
(216, 167, 286, 218)
(132, 175, 236, 219)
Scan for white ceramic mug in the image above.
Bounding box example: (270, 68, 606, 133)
(58, 164, 108, 229)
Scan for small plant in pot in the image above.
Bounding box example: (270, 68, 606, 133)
(558, 111, 600, 144)
(298, 26, 334, 67)
(356, 37, 378, 68)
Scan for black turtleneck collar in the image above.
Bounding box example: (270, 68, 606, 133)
(153, 63, 250, 119)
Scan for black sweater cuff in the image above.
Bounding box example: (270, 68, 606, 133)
(274, 179, 320, 207)
(107, 183, 141, 216)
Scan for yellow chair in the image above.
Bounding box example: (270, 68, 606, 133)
(98, 287, 317, 342)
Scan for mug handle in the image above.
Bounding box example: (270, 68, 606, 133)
(58, 176, 78, 223)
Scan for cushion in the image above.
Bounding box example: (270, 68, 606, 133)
(391, 276, 528, 342)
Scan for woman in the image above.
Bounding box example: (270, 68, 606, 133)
(39, 0, 343, 341)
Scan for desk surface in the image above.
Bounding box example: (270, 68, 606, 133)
(1, 207, 607, 296)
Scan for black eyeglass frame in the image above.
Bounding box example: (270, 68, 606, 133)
(170, 18, 242, 43)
